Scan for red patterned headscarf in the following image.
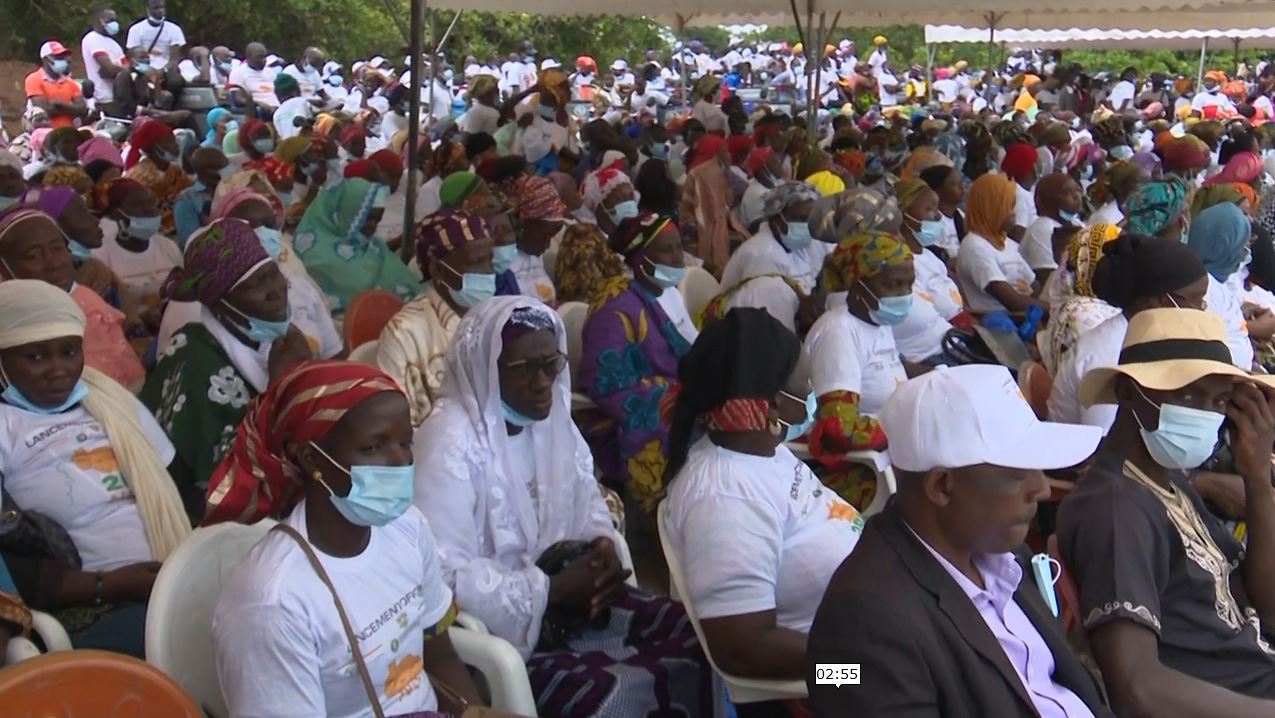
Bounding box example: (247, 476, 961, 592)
(204, 360, 405, 525)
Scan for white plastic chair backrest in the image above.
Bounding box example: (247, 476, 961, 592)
(543, 245, 560, 282)
(348, 340, 380, 366)
(678, 266, 720, 317)
(557, 301, 589, 384)
(657, 500, 724, 672)
(145, 520, 276, 718)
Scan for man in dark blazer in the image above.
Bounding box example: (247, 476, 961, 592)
(807, 365, 1114, 718)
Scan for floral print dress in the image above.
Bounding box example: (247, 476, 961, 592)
(140, 324, 254, 492)
(577, 278, 691, 511)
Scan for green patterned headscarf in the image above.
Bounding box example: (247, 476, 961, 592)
(1123, 177, 1189, 238)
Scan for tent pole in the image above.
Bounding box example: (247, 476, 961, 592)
(986, 13, 997, 79)
(1197, 38, 1208, 91)
(402, 0, 425, 262)
(1235, 37, 1241, 76)
(926, 43, 935, 104)
(809, 11, 825, 139)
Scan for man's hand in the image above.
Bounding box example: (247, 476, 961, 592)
(587, 537, 631, 617)
(1227, 381, 1275, 488)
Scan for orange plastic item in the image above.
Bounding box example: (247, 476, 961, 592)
(0, 649, 202, 717)
(1017, 360, 1052, 421)
(344, 289, 406, 351)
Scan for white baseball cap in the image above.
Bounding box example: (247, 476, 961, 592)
(540, 58, 561, 71)
(612, 59, 629, 71)
(879, 365, 1101, 473)
(39, 41, 70, 59)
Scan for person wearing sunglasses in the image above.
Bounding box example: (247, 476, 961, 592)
(414, 297, 714, 718)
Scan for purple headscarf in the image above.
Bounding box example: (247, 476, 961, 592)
(77, 137, 124, 169)
(162, 218, 269, 305)
(18, 186, 77, 220)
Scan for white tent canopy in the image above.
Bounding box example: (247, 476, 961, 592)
(430, 1, 1275, 32)
(925, 25, 1275, 51)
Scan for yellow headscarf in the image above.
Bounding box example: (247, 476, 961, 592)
(273, 136, 312, 164)
(966, 173, 1017, 249)
(1069, 223, 1122, 297)
(821, 231, 913, 293)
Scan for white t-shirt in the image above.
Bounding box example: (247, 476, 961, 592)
(914, 247, 964, 320)
(655, 287, 699, 345)
(937, 214, 961, 257)
(125, 19, 186, 69)
(877, 71, 900, 107)
(932, 78, 960, 104)
(1013, 182, 1037, 230)
(283, 64, 323, 98)
(213, 501, 452, 718)
(0, 399, 173, 571)
(805, 305, 907, 414)
(91, 229, 184, 313)
(228, 63, 281, 107)
(723, 275, 802, 334)
(1108, 80, 1136, 111)
(81, 30, 126, 103)
(1192, 90, 1236, 113)
(1089, 201, 1123, 227)
(1207, 273, 1255, 369)
(510, 251, 555, 305)
(666, 439, 864, 633)
(274, 96, 313, 140)
(458, 104, 500, 136)
(719, 224, 830, 295)
(1020, 216, 1062, 270)
(956, 232, 1037, 314)
(868, 49, 888, 75)
(1048, 313, 1126, 431)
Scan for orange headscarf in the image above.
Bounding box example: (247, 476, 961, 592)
(966, 173, 1017, 249)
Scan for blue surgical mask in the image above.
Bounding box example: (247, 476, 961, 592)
(224, 120, 240, 136)
(124, 215, 161, 239)
(327, 75, 343, 86)
(326, 158, 341, 177)
(538, 104, 556, 121)
(860, 281, 913, 326)
(778, 390, 817, 442)
(0, 361, 88, 414)
(255, 226, 282, 258)
(218, 61, 234, 74)
(104, 20, 120, 35)
(1059, 209, 1082, 225)
(913, 218, 944, 247)
(644, 258, 686, 289)
(650, 142, 670, 160)
(1134, 386, 1224, 470)
(222, 299, 292, 344)
(609, 199, 639, 224)
(1110, 145, 1134, 161)
(0, 195, 18, 212)
(311, 442, 414, 527)
(135, 62, 152, 74)
(252, 138, 276, 154)
(443, 69, 455, 82)
(442, 261, 496, 308)
(502, 400, 540, 427)
(50, 59, 69, 75)
(67, 239, 93, 260)
(780, 220, 813, 251)
(491, 244, 518, 274)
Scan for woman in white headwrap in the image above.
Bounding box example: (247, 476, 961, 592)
(0, 279, 192, 658)
(413, 296, 714, 718)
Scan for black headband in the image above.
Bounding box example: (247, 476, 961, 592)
(1118, 337, 1232, 365)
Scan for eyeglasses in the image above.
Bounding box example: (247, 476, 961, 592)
(500, 352, 568, 379)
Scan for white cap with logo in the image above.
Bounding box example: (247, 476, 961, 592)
(879, 365, 1102, 473)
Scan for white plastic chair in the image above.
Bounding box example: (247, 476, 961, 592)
(656, 500, 808, 703)
(542, 246, 560, 283)
(146, 520, 277, 717)
(5, 610, 73, 666)
(555, 301, 597, 412)
(677, 266, 720, 317)
(348, 339, 380, 366)
(786, 443, 897, 517)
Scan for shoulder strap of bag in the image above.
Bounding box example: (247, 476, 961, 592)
(146, 20, 165, 55)
(272, 523, 386, 718)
